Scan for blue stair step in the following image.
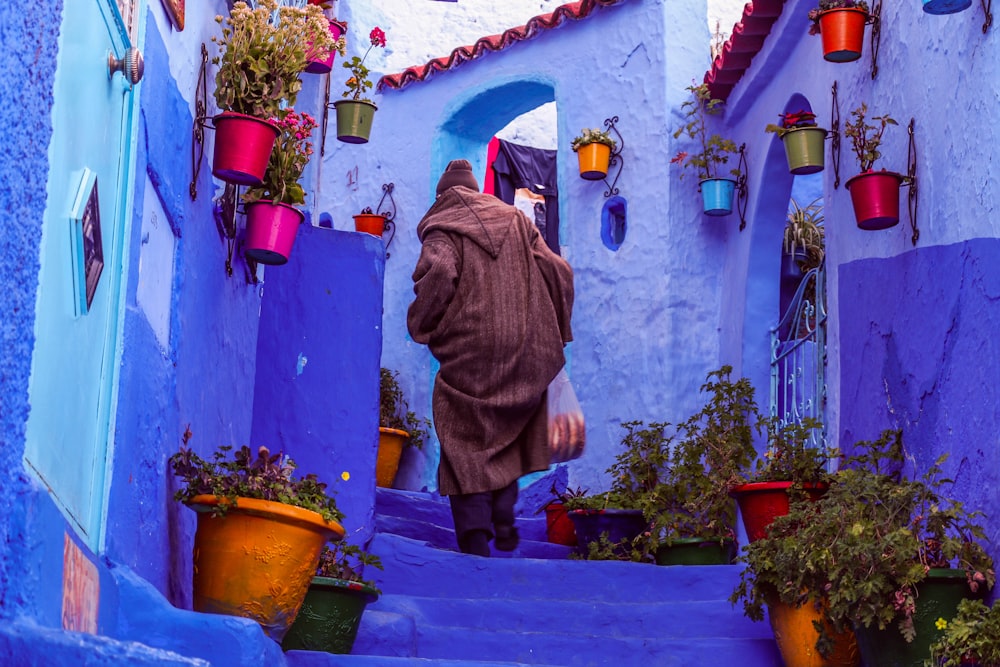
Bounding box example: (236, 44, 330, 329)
(287, 652, 560, 667)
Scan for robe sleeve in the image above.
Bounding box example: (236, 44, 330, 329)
(407, 235, 461, 344)
(530, 224, 574, 344)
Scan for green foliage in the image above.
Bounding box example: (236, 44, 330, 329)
(243, 109, 317, 207)
(571, 128, 617, 152)
(671, 83, 741, 181)
(928, 599, 1000, 667)
(342, 27, 386, 102)
(169, 441, 343, 524)
(380, 368, 431, 450)
(731, 429, 995, 649)
(315, 540, 384, 593)
(568, 531, 648, 563)
(844, 103, 898, 173)
(212, 0, 335, 119)
(783, 197, 825, 272)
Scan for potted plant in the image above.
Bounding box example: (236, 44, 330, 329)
(808, 0, 871, 63)
(731, 429, 995, 667)
(539, 482, 588, 547)
(210, 0, 334, 185)
(305, 18, 347, 75)
(282, 540, 384, 654)
(571, 127, 617, 181)
(354, 207, 387, 237)
(334, 26, 387, 144)
(242, 108, 319, 265)
(765, 110, 828, 175)
(929, 599, 1000, 666)
(169, 441, 345, 642)
(783, 197, 826, 275)
(378, 368, 431, 488)
(671, 83, 742, 217)
(843, 103, 902, 230)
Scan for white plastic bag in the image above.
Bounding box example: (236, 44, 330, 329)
(547, 368, 585, 463)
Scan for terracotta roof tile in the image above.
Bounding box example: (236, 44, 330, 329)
(377, 0, 629, 92)
(704, 0, 787, 101)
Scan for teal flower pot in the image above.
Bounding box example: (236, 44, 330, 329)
(281, 577, 379, 654)
(699, 178, 737, 217)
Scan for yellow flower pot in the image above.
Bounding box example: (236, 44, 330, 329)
(576, 142, 612, 180)
(376, 427, 409, 488)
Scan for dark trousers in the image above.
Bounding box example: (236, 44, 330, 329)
(448, 480, 518, 555)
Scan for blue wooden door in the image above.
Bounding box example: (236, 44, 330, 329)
(25, 0, 143, 549)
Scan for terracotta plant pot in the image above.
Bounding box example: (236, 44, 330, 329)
(188, 495, 344, 642)
(544, 501, 578, 546)
(304, 20, 345, 74)
(768, 596, 861, 667)
(376, 427, 408, 488)
(817, 8, 868, 63)
(211, 112, 279, 186)
(576, 142, 612, 180)
(281, 576, 380, 654)
(781, 126, 827, 175)
(699, 177, 737, 217)
(845, 170, 903, 230)
(333, 100, 378, 144)
(654, 537, 736, 565)
(354, 213, 387, 236)
(245, 200, 305, 265)
(731, 481, 829, 543)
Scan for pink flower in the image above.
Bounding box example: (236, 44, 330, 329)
(370, 26, 386, 48)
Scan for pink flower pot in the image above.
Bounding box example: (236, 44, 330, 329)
(245, 201, 305, 265)
(212, 113, 279, 186)
(304, 20, 345, 75)
(845, 170, 903, 230)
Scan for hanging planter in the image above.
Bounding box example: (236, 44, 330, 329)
(333, 100, 378, 144)
(304, 19, 346, 75)
(767, 595, 860, 667)
(571, 128, 617, 181)
(281, 576, 380, 654)
(700, 177, 737, 216)
(654, 537, 736, 565)
(354, 211, 387, 236)
(813, 6, 869, 63)
(376, 427, 408, 488)
(245, 200, 305, 265)
(212, 113, 279, 186)
(845, 170, 902, 230)
(781, 126, 827, 175)
(922, 0, 972, 14)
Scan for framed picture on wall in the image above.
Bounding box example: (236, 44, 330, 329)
(69, 169, 104, 316)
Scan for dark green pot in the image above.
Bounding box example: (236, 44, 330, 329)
(781, 126, 827, 175)
(654, 537, 736, 565)
(281, 576, 379, 654)
(852, 569, 982, 667)
(333, 100, 378, 145)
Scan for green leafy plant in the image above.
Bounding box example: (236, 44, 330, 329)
(169, 439, 343, 524)
(731, 429, 995, 651)
(315, 540, 384, 593)
(928, 598, 1000, 667)
(342, 26, 386, 102)
(843, 102, 898, 173)
(243, 109, 318, 206)
(671, 83, 741, 181)
(808, 0, 871, 34)
(380, 368, 431, 450)
(570, 128, 617, 152)
(212, 0, 335, 119)
(782, 197, 825, 272)
(765, 110, 820, 138)
(749, 417, 831, 484)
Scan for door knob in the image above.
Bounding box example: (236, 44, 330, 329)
(108, 47, 144, 85)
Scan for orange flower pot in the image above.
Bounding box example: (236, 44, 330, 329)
(576, 142, 612, 181)
(768, 596, 861, 667)
(377, 427, 409, 488)
(354, 213, 387, 236)
(817, 8, 868, 63)
(188, 495, 344, 641)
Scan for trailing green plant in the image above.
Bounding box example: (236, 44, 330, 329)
(671, 83, 741, 181)
(315, 540, 384, 593)
(731, 429, 995, 651)
(212, 0, 335, 119)
(243, 109, 318, 206)
(928, 598, 1000, 667)
(380, 368, 431, 450)
(843, 102, 898, 173)
(765, 110, 820, 138)
(169, 441, 343, 523)
(571, 127, 617, 152)
(808, 0, 871, 34)
(782, 197, 825, 272)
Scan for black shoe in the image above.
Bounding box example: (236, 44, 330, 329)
(458, 529, 491, 557)
(493, 524, 519, 552)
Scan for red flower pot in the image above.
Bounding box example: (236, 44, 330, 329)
(845, 170, 903, 231)
(304, 20, 345, 75)
(212, 113, 279, 186)
(544, 502, 578, 546)
(731, 481, 829, 543)
(245, 200, 305, 266)
(817, 7, 868, 63)
(353, 213, 386, 236)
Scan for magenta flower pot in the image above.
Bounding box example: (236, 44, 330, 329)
(212, 113, 279, 186)
(304, 20, 345, 75)
(245, 201, 305, 265)
(845, 170, 903, 230)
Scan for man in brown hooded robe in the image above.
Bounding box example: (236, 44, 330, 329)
(407, 159, 574, 556)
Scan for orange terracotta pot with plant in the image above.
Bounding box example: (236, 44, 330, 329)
(378, 368, 431, 488)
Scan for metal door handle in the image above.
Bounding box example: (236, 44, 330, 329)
(108, 47, 144, 85)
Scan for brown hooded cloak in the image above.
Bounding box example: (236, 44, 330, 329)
(407, 186, 574, 496)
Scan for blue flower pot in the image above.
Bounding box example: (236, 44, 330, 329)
(568, 509, 647, 556)
(699, 178, 736, 217)
(922, 0, 972, 14)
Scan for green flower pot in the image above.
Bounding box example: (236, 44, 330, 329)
(281, 576, 380, 654)
(781, 126, 827, 175)
(333, 100, 378, 145)
(654, 537, 736, 565)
